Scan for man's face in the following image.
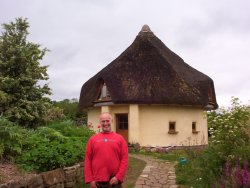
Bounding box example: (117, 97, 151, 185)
(100, 113, 112, 132)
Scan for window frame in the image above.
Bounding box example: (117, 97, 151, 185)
(192, 121, 199, 134)
(168, 121, 178, 134)
(116, 114, 128, 130)
(98, 82, 111, 101)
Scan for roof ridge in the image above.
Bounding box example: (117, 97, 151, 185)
(138, 24, 154, 36)
(140, 24, 152, 32)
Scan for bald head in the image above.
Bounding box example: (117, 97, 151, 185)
(100, 112, 112, 120)
(100, 112, 112, 133)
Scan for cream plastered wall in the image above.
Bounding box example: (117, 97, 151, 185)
(139, 105, 208, 147)
(87, 108, 101, 131)
(109, 105, 129, 132)
(128, 104, 140, 144)
(87, 105, 130, 132)
(87, 104, 208, 147)
(103, 105, 140, 143)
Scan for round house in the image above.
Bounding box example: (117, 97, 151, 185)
(78, 25, 218, 147)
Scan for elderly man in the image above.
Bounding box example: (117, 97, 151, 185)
(84, 112, 128, 188)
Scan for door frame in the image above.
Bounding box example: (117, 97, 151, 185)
(115, 113, 128, 142)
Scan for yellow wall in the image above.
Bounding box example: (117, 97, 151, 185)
(87, 105, 129, 132)
(129, 105, 140, 144)
(87, 105, 208, 146)
(109, 105, 129, 132)
(87, 108, 101, 131)
(139, 105, 208, 147)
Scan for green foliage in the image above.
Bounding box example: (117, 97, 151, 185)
(37, 126, 67, 141)
(0, 117, 94, 172)
(44, 106, 65, 123)
(0, 117, 25, 160)
(138, 150, 187, 162)
(16, 120, 95, 172)
(52, 99, 87, 124)
(208, 98, 250, 160)
(176, 97, 250, 187)
(48, 120, 93, 138)
(176, 157, 202, 186)
(17, 136, 83, 172)
(52, 99, 78, 119)
(0, 17, 51, 127)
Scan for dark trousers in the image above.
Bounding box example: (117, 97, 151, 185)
(95, 182, 122, 188)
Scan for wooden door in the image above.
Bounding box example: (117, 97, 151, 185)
(116, 114, 128, 142)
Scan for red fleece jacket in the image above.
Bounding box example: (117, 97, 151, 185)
(84, 132, 128, 183)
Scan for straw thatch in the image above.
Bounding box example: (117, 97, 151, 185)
(78, 25, 218, 110)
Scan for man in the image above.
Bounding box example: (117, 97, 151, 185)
(84, 112, 128, 188)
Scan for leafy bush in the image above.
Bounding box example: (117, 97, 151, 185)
(47, 120, 92, 138)
(44, 106, 66, 123)
(51, 99, 87, 121)
(0, 118, 25, 160)
(16, 120, 94, 172)
(17, 135, 84, 172)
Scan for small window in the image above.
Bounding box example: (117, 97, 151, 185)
(168, 122, 178, 134)
(192, 122, 199, 133)
(98, 82, 111, 100)
(192, 122, 196, 131)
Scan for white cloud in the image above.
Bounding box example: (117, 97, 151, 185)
(1, 0, 250, 107)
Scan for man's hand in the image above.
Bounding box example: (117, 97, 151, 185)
(90, 181, 97, 188)
(109, 176, 119, 185)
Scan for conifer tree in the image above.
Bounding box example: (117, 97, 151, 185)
(0, 18, 51, 127)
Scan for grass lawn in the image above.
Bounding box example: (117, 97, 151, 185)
(123, 156, 147, 188)
(75, 156, 146, 188)
(141, 150, 187, 162)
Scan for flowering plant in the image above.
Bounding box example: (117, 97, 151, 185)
(203, 97, 250, 187)
(97, 124, 101, 133)
(176, 97, 250, 187)
(87, 124, 93, 129)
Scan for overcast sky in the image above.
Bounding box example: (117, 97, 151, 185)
(1, 0, 250, 108)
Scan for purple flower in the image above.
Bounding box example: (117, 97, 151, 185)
(242, 168, 249, 187)
(232, 160, 250, 187)
(242, 161, 250, 187)
(220, 179, 225, 188)
(243, 160, 249, 171)
(234, 161, 242, 186)
(225, 160, 231, 177)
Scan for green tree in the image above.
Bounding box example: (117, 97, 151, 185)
(52, 98, 87, 124)
(52, 98, 78, 119)
(0, 18, 51, 127)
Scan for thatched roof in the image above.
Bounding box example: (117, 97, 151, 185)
(78, 25, 218, 110)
